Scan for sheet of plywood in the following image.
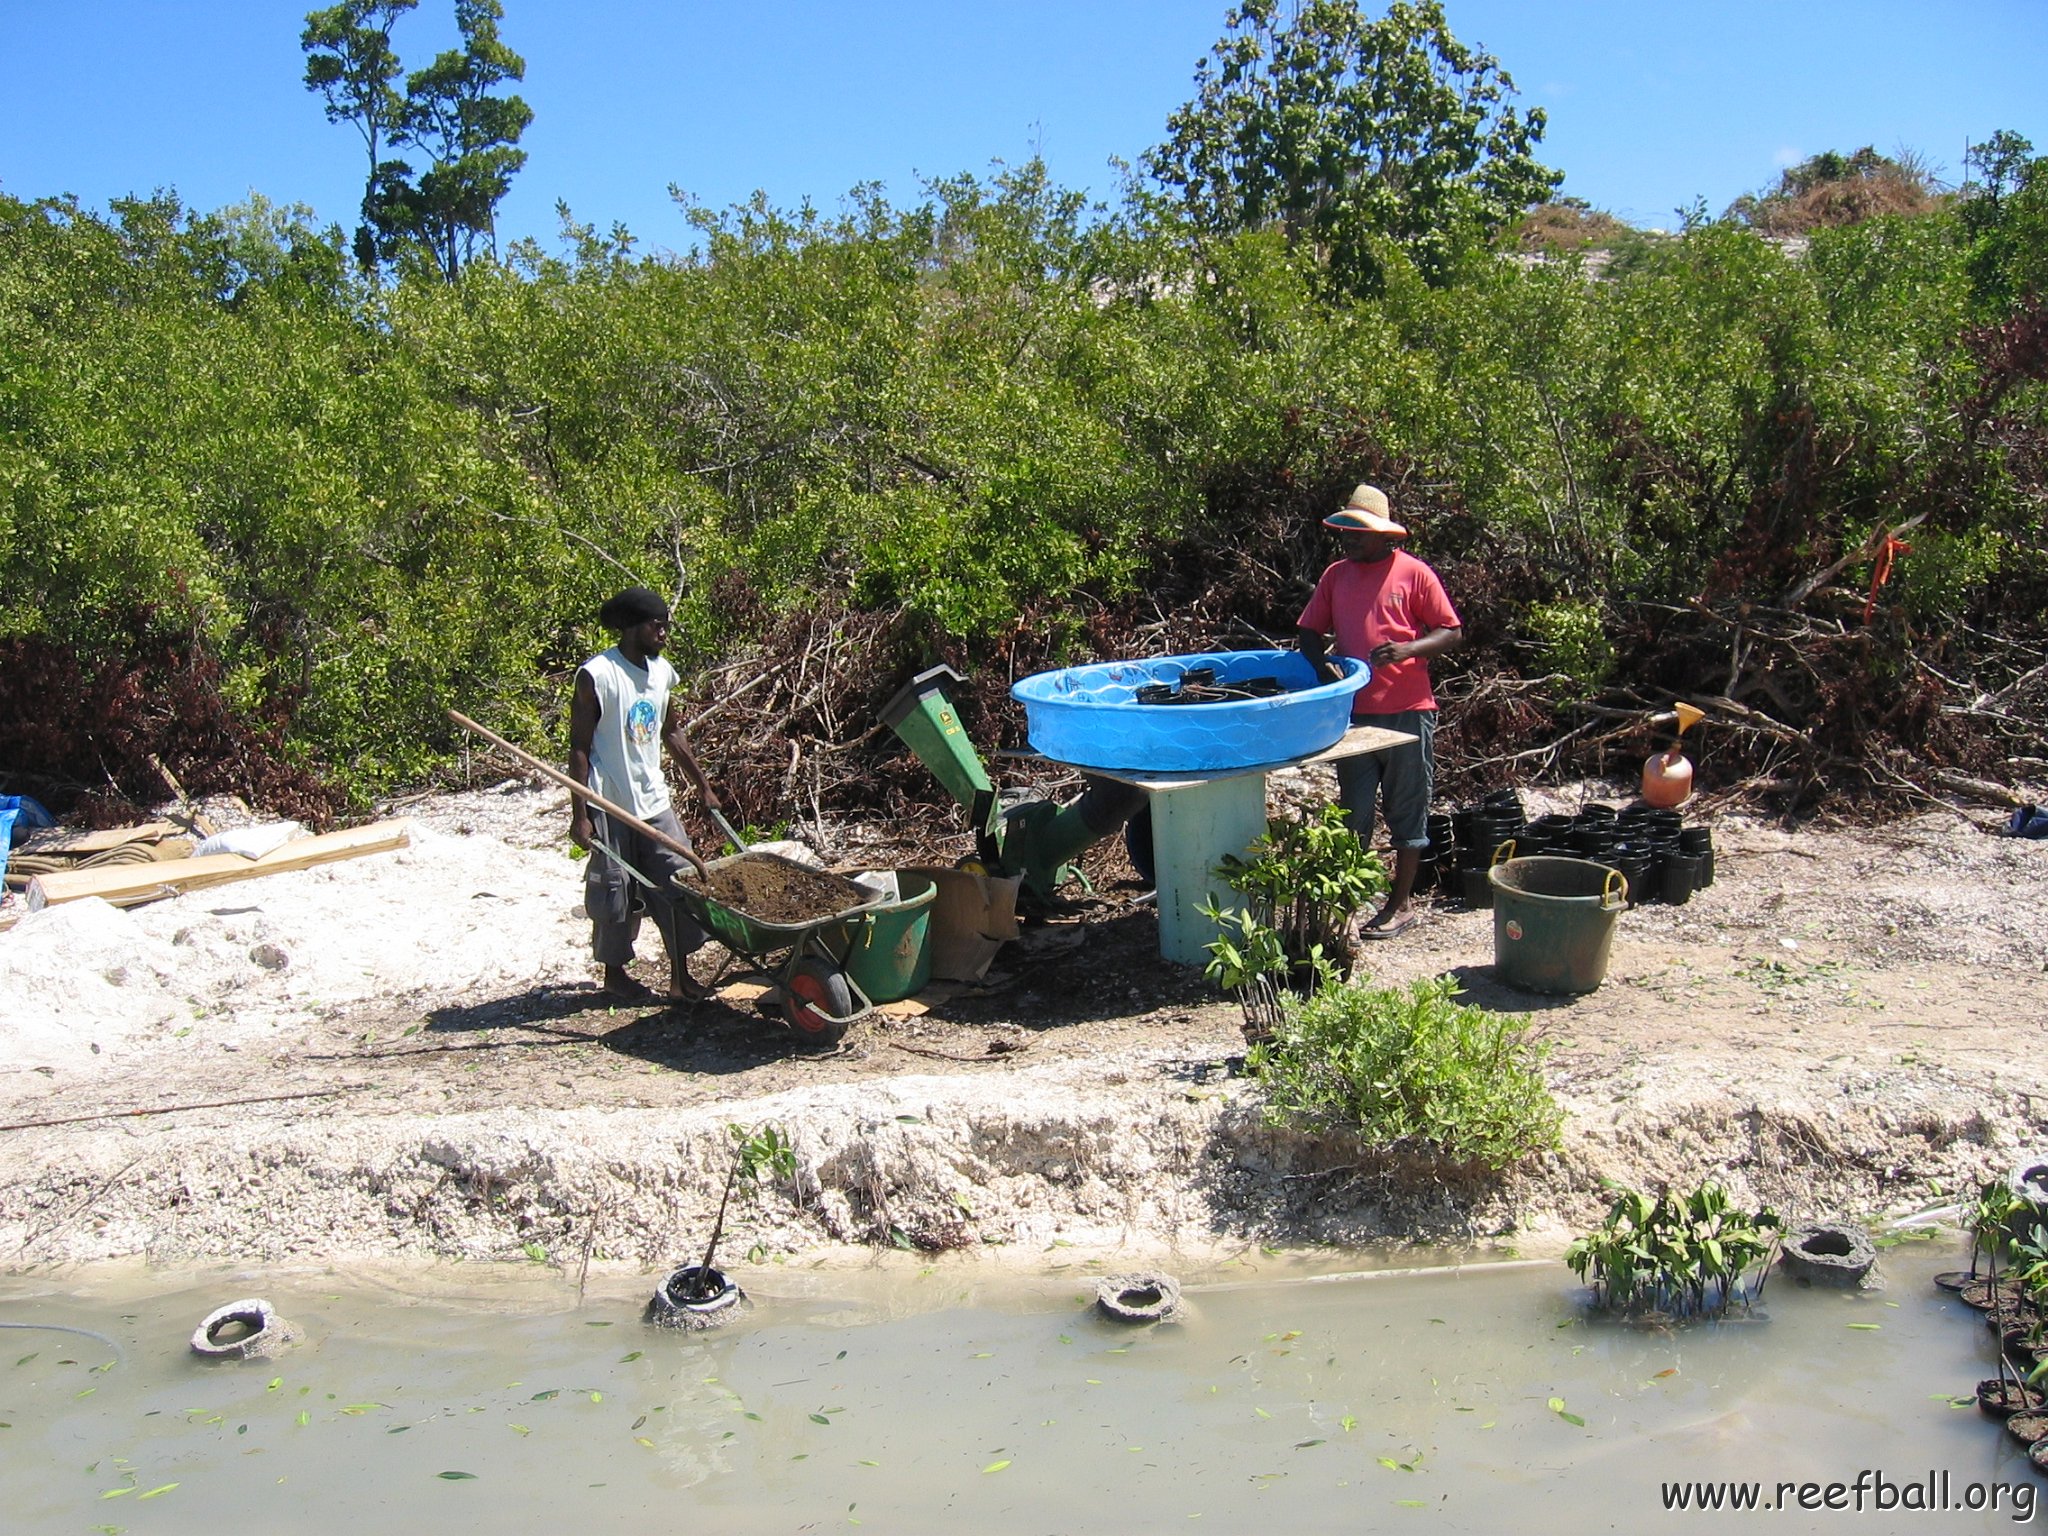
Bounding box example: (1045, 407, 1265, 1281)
(24, 821, 412, 911)
(13, 821, 192, 855)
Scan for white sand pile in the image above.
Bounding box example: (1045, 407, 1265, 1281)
(0, 797, 590, 1071)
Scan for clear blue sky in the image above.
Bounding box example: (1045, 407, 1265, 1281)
(3, 1, 2043, 257)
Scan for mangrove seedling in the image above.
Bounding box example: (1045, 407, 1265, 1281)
(1200, 900, 1336, 1042)
(1971, 1178, 2027, 1278)
(1565, 1182, 1782, 1321)
(688, 1122, 797, 1300)
(1215, 805, 1387, 973)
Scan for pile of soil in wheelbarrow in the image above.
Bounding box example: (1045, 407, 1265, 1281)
(680, 855, 870, 926)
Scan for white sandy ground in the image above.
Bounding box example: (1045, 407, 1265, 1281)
(1, 776, 2045, 1282)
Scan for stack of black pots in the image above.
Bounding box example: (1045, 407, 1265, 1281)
(1444, 792, 1716, 908)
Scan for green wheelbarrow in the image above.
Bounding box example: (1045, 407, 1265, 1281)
(672, 850, 887, 1047)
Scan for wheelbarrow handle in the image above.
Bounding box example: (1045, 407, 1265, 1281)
(446, 709, 709, 878)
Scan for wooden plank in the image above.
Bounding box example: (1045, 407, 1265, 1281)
(24, 820, 412, 912)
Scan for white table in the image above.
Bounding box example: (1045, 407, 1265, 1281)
(1039, 723, 1416, 965)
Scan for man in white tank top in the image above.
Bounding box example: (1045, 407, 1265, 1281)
(568, 586, 724, 1001)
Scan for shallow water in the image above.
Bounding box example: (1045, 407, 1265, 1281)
(2, 1243, 2039, 1532)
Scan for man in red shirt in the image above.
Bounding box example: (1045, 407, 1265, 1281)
(1297, 485, 1464, 938)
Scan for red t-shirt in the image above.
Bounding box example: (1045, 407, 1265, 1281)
(1297, 550, 1462, 714)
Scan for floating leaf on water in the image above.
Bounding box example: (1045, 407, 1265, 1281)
(509, 1425, 531, 1436)
(1339, 1416, 1358, 1432)
(238, 1424, 248, 1435)
(836, 1351, 847, 1361)
(1559, 1411, 1586, 1426)
(588, 1392, 603, 1404)
(1253, 1407, 1271, 1419)
(1396, 1500, 1428, 1508)
(1086, 1379, 1102, 1386)
(1846, 1323, 1882, 1331)
(743, 1411, 763, 1422)
(436, 1471, 478, 1480)
(16, 1353, 38, 1367)
(75, 1388, 96, 1399)
(1057, 1335, 1072, 1345)
(810, 1414, 831, 1426)
(135, 1485, 178, 1501)
(971, 1352, 993, 1359)
(584, 1321, 613, 1328)
(1653, 1368, 1678, 1380)
(896, 1115, 923, 1123)
(634, 1437, 655, 1448)
(1295, 1439, 1325, 1449)
(791, 1454, 808, 1461)
(294, 1411, 309, 1427)
(531, 1390, 559, 1402)
(982, 1460, 1011, 1474)
(98, 1488, 134, 1500)
(859, 1459, 880, 1467)
(387, 1425, 410, 1435)
(266, 1378, 282, 1392)
(619, 1352, 642, 1364)
(631, 1415, 647, 1431)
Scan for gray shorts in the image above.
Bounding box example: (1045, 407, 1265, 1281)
(583, 806, 706, 968)
(1334, 709, 1436, 850)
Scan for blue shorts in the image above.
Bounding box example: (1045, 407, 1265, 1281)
(1334, 709, 1436, 849)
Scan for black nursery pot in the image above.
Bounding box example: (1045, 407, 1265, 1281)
(1678, 826, 1715, 886)
(1662, 853, 1703, 905)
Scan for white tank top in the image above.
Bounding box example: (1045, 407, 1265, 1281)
(580, 647, 677, 819)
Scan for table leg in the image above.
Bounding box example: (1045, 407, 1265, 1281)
(1149, 772, 1269, 966)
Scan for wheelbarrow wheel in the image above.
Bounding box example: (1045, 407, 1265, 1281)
(782, 957, 854, 1047)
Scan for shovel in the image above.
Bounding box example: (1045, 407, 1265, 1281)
(707, 806, 751, 856)
(446, 709, 710, 878)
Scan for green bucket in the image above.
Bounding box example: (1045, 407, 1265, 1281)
(843, 873, 937, 1003)
(1488, 856, 1626, 995)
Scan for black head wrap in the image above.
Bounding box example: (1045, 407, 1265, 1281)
(599, 586, 669, 630)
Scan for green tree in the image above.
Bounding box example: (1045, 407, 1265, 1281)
(302, 0, 531, 281)
(392, 0, 533, 280)
(1961, 130, 2048, 309)
(1143, 0, 1559, 294)
(301, 0, 418, 271)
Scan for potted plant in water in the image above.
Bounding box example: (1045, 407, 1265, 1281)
(649, 1122, 797, 1329)
(1564, 1182, 1782, 1321)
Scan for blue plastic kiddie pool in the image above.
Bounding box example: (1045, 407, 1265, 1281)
(1011, 649, 1370, 773)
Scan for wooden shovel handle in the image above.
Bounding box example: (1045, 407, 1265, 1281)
(446, 709, 709, 878)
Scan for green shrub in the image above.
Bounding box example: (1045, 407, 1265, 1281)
(1246, 976, 1560, 1169)
(1524, 598, 1614, 696)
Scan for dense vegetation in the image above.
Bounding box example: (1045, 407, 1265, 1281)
(2, 10, 2045, 829)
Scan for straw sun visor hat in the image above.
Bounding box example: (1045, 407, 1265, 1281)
(1322, 484, 1408, 537)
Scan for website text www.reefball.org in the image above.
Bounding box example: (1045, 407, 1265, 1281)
(1660, 1469, 2037, 1521)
